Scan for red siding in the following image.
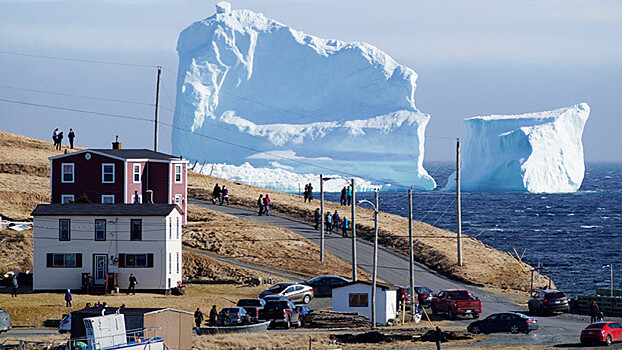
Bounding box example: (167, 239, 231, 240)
(51, 153, 124, 204)
(126, 161, 147, 203)
(147, 162, 169, 204)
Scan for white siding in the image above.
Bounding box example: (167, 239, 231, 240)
(332, 283, 397, 324)
(33, 210, 183, 291)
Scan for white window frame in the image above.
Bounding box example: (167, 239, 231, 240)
(102, 163, 115, 183)
(174, 194, 182, 207)
(177, 216, 181, 240)
(133, 164, 141, 183)
(61, 194, 74, 204)
(168, 252, 172, 274)
(174, 164, 182, 183)
(61, 163, 74, 183)
(101, 195, 115, 204)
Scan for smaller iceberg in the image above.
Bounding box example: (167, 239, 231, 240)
(446, 103, 590, 193)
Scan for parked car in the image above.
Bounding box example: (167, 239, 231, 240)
(295, 305, 313, 327)
(431, 289, 482, 319)
(528, 290, 569, 315)
(258, 299, 301, 329)
(414, 285, 434, 306)
(468, 312, 538, 334)
(396, 286, 417, 309)
(58, 314, 71, 333)
(258, 282, 314, 304)
(0, 309, 11, 334)
(300, 275, 350, 297)
(261, 295, 291, 302)
(217, 307, 251, 326)
(581, 322, 622, 346)
(236, 299, 266, 323)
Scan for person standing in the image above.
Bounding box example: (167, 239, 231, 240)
(333, 210, 340, 231)
(10, 275, 18, 297)
(434, 326, 442, 350)
(212, 184, 221, 205)
(307, 183, 313, 202)
(341, 216, 349, 237)
(303, 184, 309, 202)
(591, 300, 601, 323)
(257, 194, 264, 216)
(220, 186, 229, 205)
(325, 211, 332, 233)
(65, 289, 73, 307)
(347, 186, 352, 206)
(128, 273, 138, 295)
(314, 208, 320, 230)
(209, 305, 218, 326)
(52, 128, 59, 149)
(56, 131, 64, 150)
(68, 129, 75, 149)
(340, 187, 347, 206)
(263, 194, 270, 216)
(194, 308, 204, 328)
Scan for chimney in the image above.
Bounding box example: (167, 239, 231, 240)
(145, 190, 154, 204)
(133, 191, 140, 204)
(112, 135, 122, 150)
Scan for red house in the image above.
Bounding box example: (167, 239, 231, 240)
(50, 148, 188, 223)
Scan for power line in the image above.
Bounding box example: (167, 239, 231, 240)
(0, 84, 154, 107)
(0, 50, 156, 68)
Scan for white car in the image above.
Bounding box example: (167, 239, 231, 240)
(58, 314, 71, 333)
(259, 283, 314, 304)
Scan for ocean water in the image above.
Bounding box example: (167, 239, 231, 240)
(325, 162, 622, 296)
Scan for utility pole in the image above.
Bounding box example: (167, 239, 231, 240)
(408, 188, 415, 317)
(351, 178, 357, 281)
(154, 66, 162, 152)
(371, 189, 379, 329)
(456, 138, 463, 266)
(320, 174, 325, 262)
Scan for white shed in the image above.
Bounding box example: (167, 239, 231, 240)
(332, 281, 398, 325)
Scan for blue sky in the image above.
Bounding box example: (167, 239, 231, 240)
(0, 0, 620, 161)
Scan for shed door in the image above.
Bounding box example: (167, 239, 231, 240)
(93, 254, 108, 285)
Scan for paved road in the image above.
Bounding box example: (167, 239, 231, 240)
(191, 200, 615, 346)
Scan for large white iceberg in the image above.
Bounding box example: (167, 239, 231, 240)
(446, 103, 590, 193)
(172, 2, 436, 191)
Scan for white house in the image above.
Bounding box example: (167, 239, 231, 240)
(332, 281, 398, 325)
(32, 203, 183, 292)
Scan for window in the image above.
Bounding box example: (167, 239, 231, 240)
(61, 163, 74, 183)
(130, 219, 142, 241)
(95, 219, 106, 241)
(46, 253, 82, 268)
(118, 253, 153, 268)
(349, 293, 369, 307)
(169, 252, 172, 274)
(102, 163, 115, 183)
(177, 252, 180, 274)
(59, 219, 70, 241)
(101, 195, 115, 204)
(175, 164, 182, 183)
(133, 164, 141, 183)
(177, 217, 181, 240)
(61, 195, 74, 204)
(174, 194, 182, 207)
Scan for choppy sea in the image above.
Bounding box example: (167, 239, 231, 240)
(324, 162, 622, 296)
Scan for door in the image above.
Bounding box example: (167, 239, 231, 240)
(93, 254, 108, 285)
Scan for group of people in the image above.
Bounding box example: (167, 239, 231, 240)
(52, 128, 76, 150)
(303, 183, 314, 202)
(339, 186, 353, 206)
(314, 209, 349, 237)
(194, 305, 218, 328)
(212, 184, 230, 206)
(257, 194, 271, 216)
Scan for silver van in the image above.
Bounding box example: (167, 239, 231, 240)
(0, 309, 11, 333)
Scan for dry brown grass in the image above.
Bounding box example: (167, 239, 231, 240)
(188, 172, 553, 293)
(1, 284, 265, 327)
(0, 229, 33, 273)
(185, 205, 370, 280)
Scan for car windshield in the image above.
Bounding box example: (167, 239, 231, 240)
(237, 300, 260, 307)
(545, 291, 566, 299)
(267, 284, 289, 293)
(265, 301, 289, 310)
(513, 313, 530, 319)
(447, 291, 471, 300)
(221, 308, 239, 313)
(586, 323, 608, 329)
(415, 287, 430, 294)
(306, 276, 323, 284)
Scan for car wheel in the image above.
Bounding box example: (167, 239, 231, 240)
(606, 335, 612, 346)
(431, 305, 437, 315)
(472, 313, 479, 319)
(284, 320, 291, 329)
(509, 324, 520, 334)
(303, 294, 311, 304)
(470, 325, 481, 334)
(300, 316, 306, 327)
(448, 309, 455, 320)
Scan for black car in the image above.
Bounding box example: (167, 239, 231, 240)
(295, 305, 313, 327)
(468, 312, 538, 334)
(528, 290, 569, 315)
(300, 275, 350, 297)
(414, 285, 434, 306)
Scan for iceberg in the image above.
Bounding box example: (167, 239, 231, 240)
(446, 103, 590, 193)
(172, 2, 436, 191)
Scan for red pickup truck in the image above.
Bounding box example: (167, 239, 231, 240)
(431, 289, 482, 319)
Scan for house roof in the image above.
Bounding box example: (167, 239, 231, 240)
(31, 203, 181, 217)
(49, 149, 185, 162)
(334, 280, 398, 291)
